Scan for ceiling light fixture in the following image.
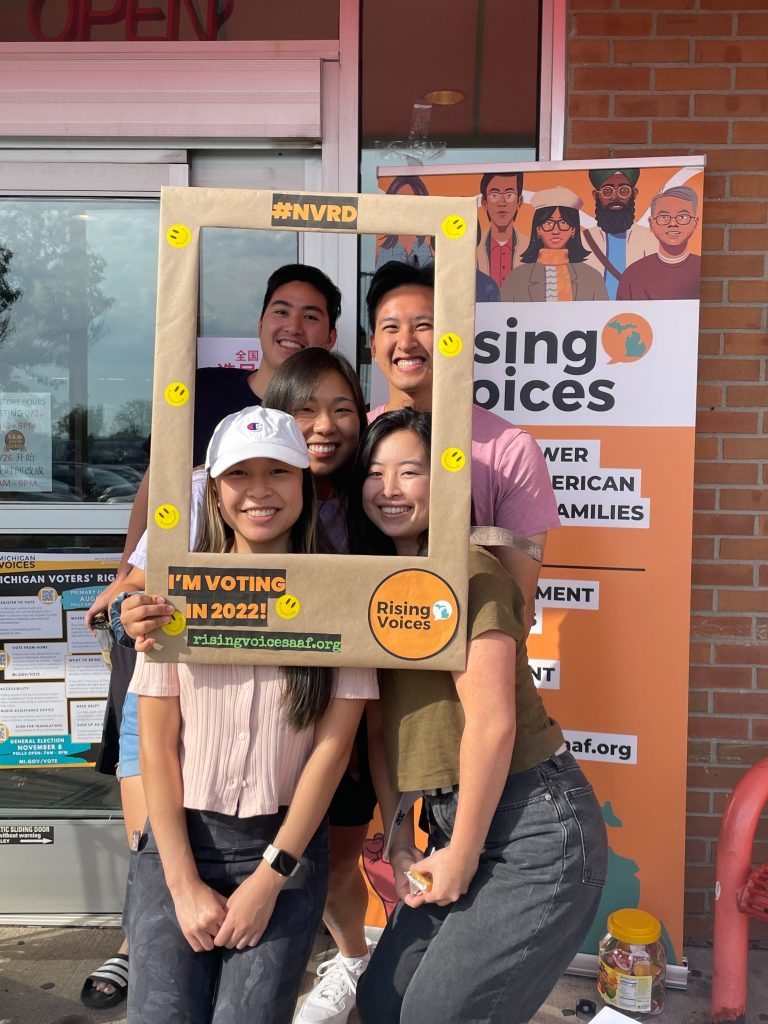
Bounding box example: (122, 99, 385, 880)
(423, 89, 465, 106)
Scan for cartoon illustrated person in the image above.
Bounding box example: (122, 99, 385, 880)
(361, 832, 399, 920)
(501, 187, 609, 302)
(617, 186, 701, 300)
(376, 176, 434, 269)
(476, 172, 529, 292)
(582, 168, 658, 299)
(473, 225, 500, 301)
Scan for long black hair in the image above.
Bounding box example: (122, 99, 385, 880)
(198, 436, 332, 731)
(263, 348, 366, 554)
(520, 205, 591, 264)
(347, 407, 432, 557)
(263, 348, 367, 496)
(199, 468, 317, 559)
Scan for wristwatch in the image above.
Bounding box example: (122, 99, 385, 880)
(263, 843, 300, 878)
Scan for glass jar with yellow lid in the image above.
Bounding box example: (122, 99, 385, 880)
(597, 908, 666, 1016)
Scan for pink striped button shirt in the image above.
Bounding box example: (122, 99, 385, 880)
(129, 655, 378, 817)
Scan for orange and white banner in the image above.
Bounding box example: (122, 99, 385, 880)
(367, 157, 704, 960)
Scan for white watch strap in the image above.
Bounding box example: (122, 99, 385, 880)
(264, 843, 299, 877)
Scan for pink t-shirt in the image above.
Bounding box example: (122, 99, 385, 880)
(368, 404, 560, 537)
(130, 655, 378, 817)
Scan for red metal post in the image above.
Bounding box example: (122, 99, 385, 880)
(711, 757, 768, 1024)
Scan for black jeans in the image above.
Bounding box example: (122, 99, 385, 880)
(357, 752, 607, 1024)
(125, 809, 328, 1024)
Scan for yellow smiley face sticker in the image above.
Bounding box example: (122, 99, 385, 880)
(438, 333, 463, 357)
(441, 215, 466, 239)
(441, 447, 466, 472)
(164, 382, 190, 407)
(167, 224, 191, 248)
(275, 594, 301, 620)
(154, 504, 180, 529)
(162, 611, 186, 636)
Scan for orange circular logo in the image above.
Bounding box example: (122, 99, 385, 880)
(369, 570, 459, 660)
(601, 313, 653, 365)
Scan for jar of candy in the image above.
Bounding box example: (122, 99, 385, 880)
(597, 908, 666, 1016)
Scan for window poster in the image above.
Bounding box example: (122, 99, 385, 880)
(0, 553, 119, 768)
(196, 337, 261, 372)
(0, 393, 52, 493)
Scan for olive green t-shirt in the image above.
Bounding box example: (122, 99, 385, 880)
(379, 546, 564, 792)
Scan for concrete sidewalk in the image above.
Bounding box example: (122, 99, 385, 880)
(0, 924, 765, 1023)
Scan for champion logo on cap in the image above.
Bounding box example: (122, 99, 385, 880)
(205, 405, 310, 477)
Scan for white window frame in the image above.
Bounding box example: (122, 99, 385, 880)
(0, 151, 187, 534)
(539, 0, 568, 162)
(0, 1, 361, 536)
(0, 147, 339, 535)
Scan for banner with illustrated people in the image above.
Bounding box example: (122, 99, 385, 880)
(366, 157, 704, 960)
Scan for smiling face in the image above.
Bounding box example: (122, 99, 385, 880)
(215, 457, 304, 554)
(593, 171, 637, 234)
(595, 171, 636, 213)
(362, 429, 430, 556)
(292, 370, 361, 482)
(536, 207, 576, 251)
(370, 284, 434, 408)
(258, 281, 336, 378)
(650, 194, 698, 254)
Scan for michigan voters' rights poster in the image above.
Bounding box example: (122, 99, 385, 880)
(0, 552, 119, 768)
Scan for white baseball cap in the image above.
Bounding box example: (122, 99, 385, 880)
(205, 406, 310, 479)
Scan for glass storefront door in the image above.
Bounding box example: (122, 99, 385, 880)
(0, 196, 160, 509)
(0, 148, 320, 916)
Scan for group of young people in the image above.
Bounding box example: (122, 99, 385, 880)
(81, 260, 607, 1024)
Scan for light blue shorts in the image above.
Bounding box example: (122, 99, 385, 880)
(117, 691, 140, 779)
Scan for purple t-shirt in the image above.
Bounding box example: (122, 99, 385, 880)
(368, 404, 560, 537)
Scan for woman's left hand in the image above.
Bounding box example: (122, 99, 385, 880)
(213, 864, 283, 949)
(403, 847, 479, 908)
(120, 593, 174, 651)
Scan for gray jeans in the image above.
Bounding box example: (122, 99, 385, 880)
(357, 752, 607, 1024)
(124, 809, 328, 1024)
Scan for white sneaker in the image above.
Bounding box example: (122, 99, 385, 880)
(296, 943, 374, 1024)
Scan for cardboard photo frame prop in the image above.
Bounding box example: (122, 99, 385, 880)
(146, 186, 476, 669)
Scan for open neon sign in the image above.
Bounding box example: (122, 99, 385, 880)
(29, 0, 234, 42)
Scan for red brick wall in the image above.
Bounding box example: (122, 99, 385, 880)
(566, 0, 768, 945)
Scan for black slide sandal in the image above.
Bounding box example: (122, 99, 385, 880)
(80, 953, 129, 1009)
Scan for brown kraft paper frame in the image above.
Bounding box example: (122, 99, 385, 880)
(146, 186, 475, 670)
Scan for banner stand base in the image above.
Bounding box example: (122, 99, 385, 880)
(566, 952, 689, 991)
(364, 926, 689, 991)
